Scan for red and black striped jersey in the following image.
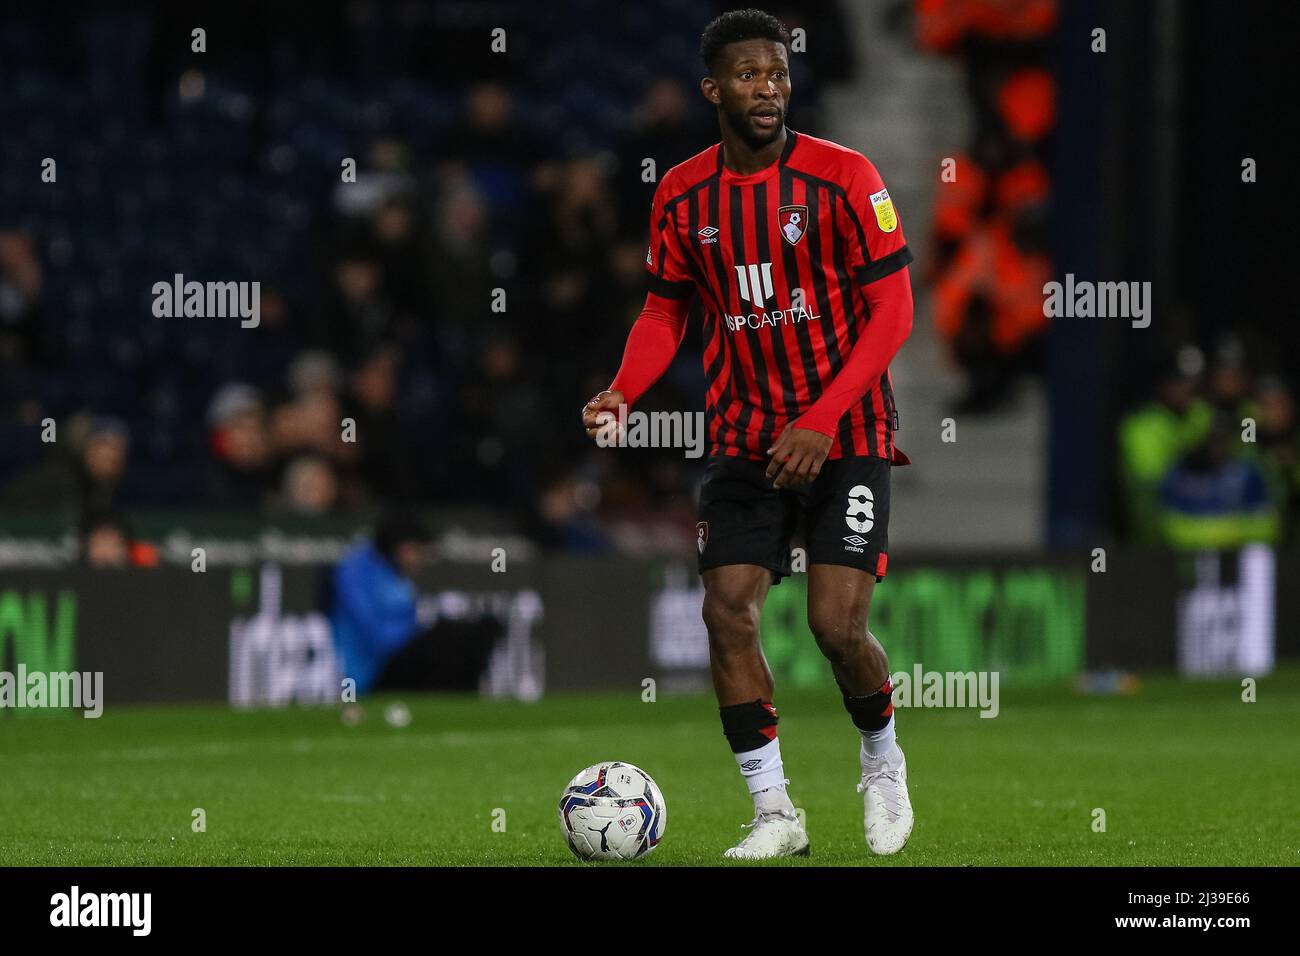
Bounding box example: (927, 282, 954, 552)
(645, 129, 913, 461)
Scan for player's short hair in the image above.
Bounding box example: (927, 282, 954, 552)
(700, 8, 791, 75)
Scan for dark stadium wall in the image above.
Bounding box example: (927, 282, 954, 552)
(1046, 0, 1107, 548)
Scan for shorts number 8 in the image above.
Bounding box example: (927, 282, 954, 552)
(845, 484, 874, 534)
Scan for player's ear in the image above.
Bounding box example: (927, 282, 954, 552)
(700, 76, 720, 105)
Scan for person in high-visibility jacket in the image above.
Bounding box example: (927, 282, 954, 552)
(1157, 413, 1279, 550)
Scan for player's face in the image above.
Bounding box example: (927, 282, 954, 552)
(705, 40, 791, 150)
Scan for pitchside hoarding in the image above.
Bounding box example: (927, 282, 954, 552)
(0, 549, 1291, 709)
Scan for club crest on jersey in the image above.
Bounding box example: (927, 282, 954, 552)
(696, 521, 708, 554)
(778, 204, 808, 245)
(869, 188, 898, 233)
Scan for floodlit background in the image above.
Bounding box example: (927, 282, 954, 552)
(0, 1, 1293, 710)
(0, 0, 1297, 871)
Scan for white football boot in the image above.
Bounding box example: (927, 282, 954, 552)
(723, 810, 810, 860)
(858, 744, 913, 855)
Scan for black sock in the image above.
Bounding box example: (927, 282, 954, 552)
(719, 699, 779, 753)
(843, 679, 894, 733)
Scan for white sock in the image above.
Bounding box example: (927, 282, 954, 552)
(859, 714, 898, 761)
(733, 737, 795, 814)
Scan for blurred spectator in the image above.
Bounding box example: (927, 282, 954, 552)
(531, 468, 614, 553)
(452, 330, 549, 513)
(1206, 336, 1251, 419)
(614, 78, 712, 235)
(535, 156, 618, 278)
(1244, 376, 1300, 541)
(996, 67, 1055, 142)
(519, 156, 621, 369)
(215, 286, 300, 391)
(206, 384, 276, 509)
(442, 82, 545, 212)
(330, 512, 430, 695)
(916, 0, 1058, 50)
(0, 230, 58, 373)
(931, 150, 988, 254)
(79, 511, 132, 567)
(271, 354, 356, 464)
(345, 345, 419, 502)
(934, 212, 1051, 411)
(1158, 412, 1278, 549)
(78, 510, 159, 568)
(330, 138, 419, 219)
(273, 387, 347, 462)
(330, 511, 500, 694)
(1118, 347, 1213, 544)
(313, 254, 398, 363)
(278, 455, 340, 516)
(370, 197, 435, 319)
(2, 414, 130, 511)
(287, 349, 342, 398)
(427, 175, 494, 366)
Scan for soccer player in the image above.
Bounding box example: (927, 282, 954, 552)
(582, 8, 915, 859)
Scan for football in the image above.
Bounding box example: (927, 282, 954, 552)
(557, 761, 667, 860)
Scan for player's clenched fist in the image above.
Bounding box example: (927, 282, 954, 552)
(581, 389, 626, 442)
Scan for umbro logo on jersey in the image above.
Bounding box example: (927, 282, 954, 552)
(697, 225, 719, 244)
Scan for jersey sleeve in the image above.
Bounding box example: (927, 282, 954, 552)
(645, 177, 696, 301)
(838, 154, 914, 286)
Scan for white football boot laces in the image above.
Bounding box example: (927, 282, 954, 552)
(858, 746, 913, 855)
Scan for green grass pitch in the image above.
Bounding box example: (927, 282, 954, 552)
(2, 668, 1298, 866)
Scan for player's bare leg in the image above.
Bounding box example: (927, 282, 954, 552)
(808, 564, 913, 855)
(702, 565, 809, 859)
(703, 564, 775, 705)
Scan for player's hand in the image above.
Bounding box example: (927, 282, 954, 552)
(765, 425, 832, 489)
(582, 389, 626, 441)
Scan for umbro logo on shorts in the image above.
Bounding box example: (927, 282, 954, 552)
(843, 534, 867, 553)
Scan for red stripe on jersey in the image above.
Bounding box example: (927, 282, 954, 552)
(715, 182, 763, 454)
(771, 175, 817, 410)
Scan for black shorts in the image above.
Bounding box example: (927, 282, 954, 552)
(696, 454, 892, 584)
